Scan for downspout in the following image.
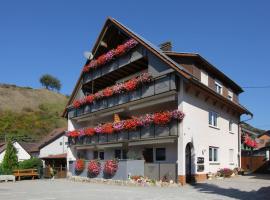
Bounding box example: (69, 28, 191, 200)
(238, 113, 253, 169)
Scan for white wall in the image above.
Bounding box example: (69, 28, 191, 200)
(39, 135, 68, 158)
(0, 142, 31, 163)
(177, 79, 240, 175)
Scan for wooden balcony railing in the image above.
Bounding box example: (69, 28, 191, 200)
(82, 46, 146, 84)
(69, 120, 178, 146)
(68, 73, 177, 119)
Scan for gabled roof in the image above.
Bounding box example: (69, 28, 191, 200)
(34, 127, 66, 150)
(0, 141, 34, 155)
(62, 17, 251, 117)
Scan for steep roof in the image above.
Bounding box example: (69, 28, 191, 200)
(34, 127, 66, 150)
(62, 17, 251, 117)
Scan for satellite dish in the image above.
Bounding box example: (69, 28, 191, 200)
(83, 51, 93, 60)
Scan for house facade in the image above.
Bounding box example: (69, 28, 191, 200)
(63, 18, 251, 184)
(0, 141, 32, 163)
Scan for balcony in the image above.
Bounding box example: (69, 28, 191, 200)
(69, 119, 178, 146)
(82, 46, 147, 84)
(68, 72, 177, 119)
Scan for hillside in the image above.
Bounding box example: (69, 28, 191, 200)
(0, 84, 68, 142)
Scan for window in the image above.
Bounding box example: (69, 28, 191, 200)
(93, 151, 104, 160)
(209, 147, 218, 162)
(215, 81, 223, 94)
(114, 149, 127, 160)
(59, 142, 63, 146)
(229, 120, 233, 132)
(229, 149, 234, 163)
(228, 90, 233, 101)
(65, 142, 68, 145)
(201, 70, 208, 86)
(209, 111, 218, 127)
(156, 148, 166, 161)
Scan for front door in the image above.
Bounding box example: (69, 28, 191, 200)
(185, 144, 192, 183)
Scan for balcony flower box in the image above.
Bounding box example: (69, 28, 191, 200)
(117, 130, 128, 141)
(155, 124, 170, 137)
(84, 105, 91, 114)
(99, 134, 108, 143)
(84, 136, 92, 144)
(107, 96, 118, 108)
(129, 87, 141, 101)
(141, 124, 155, 139)
(129, 129, 140, 140)
(91, 135, 98, 144)
(92, 67, 101, 80)
(76, 107, 84, 116)
(141, 82, 154, 98)
(118, 93, 129, 104)
(118, 53, 130, 67)
(102, 61, 118, 75)
(108, 133, 117, 142)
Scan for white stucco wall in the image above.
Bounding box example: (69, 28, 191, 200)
(0, 142, 31, 163)
(177, 79, 240, 175)
(39, 135, 68, 158)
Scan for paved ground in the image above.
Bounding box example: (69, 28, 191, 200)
(0, 174, 269, 200)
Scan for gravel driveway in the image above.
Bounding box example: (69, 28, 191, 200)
(0, 174, 269, 200)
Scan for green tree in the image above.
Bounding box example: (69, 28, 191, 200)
(1, 140, 18, 174)
(40, 74, 61, 92)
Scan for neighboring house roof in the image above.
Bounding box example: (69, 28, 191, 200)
(0, 141, 34, 155)
(34, 127, 66, 150)
(258, 130, 270, 138)
(62, 17, 252, 117)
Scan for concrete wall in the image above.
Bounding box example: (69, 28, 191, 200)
(39, 135, 68, 158)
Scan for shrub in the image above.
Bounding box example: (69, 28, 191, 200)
(18, 158, 43, 169)
(218, 168, 233, 177)
(1, 140, 18, 174)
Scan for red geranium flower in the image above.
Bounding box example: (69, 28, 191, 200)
(124, 79, 138, 91)
(73, 100, 81, 108)
(82, 64, 90, 72)
(75, 159, 85, 172)
(153, 111, 172, 125)
(96, 54, 107, 66)
(84, 127, 95, 136)
(114, 44, 126, 56)
(103, 160, 118, 177)
(85, 94, 95, 104)
(68, 130, 79, 138)
(102, 123, 114, 134)
(103, 87, 114, 97)
(88, 160, 101, 177)
(124, 119, 139, 130)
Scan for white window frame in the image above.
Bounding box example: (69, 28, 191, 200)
(215, 81, 223, 94)
(209, 111, 218, 128)
(209, 147, 219, 163)
(201, 70, 208, 86)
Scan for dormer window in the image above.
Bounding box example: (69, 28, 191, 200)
(215, 81, 223, 94)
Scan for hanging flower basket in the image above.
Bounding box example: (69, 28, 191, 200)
(75, 159, 85, 174)
(87, 160, 101, 177)
(103, 160, 118, 178)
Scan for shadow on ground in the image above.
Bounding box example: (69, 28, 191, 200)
(192, 182, 270, 200)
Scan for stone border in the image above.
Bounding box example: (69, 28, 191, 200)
(67, 176, 179, 187)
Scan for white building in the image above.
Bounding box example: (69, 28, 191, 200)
(62, 18, 252, 185)
(0, 141, 32, 163)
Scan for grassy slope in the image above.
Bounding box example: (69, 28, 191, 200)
(0, 84, 68, 141)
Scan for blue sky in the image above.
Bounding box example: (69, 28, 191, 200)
(0, 1, 269, 129)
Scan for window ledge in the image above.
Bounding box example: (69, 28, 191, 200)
(209, 162, 220, 165)
(229, 163, 235, 165)
(229, 131, 235, 134)
(209, 125, 220, 130)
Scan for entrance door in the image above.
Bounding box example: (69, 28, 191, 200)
(143, 148, 153, 163)
(185, 144, 192, 183)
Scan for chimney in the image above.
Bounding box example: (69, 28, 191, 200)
(159, 41, 172, 51)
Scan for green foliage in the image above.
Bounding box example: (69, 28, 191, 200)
(1, 140, 18, 174)
(0, 103, 67, 141)
(18, 158, 42, 169)
(40, 74, 61, 92)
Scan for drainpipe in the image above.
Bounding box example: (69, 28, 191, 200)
(239, 113, 253, 169)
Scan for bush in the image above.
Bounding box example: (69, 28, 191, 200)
(0, 164, 12, 175)
(218, 168, 233, 177)
(18, 158, 43, 169)
(1, 140, 18, 174)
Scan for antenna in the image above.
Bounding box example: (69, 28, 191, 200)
(83, 51, 93, 60)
